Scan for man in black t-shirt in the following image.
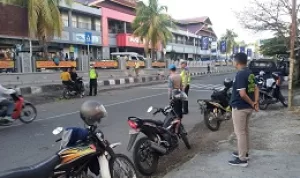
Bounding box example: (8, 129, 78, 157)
(228, 53, 259, 167)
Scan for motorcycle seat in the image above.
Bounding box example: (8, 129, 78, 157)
(143, 119, 164, 126)
(0, 155, 60, 178)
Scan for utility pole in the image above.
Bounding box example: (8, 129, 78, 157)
(288, 0, 297, 109)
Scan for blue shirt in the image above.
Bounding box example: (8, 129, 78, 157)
(230, 68, 256, 109)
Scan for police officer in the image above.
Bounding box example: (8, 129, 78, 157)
(180, 59, 190, 114)
(89, 64, 98, 96)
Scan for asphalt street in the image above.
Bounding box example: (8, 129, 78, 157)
(0, 73, 235, 171)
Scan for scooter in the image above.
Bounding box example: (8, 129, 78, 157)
(0, 89, 37, 126)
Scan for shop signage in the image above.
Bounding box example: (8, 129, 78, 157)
(36, 61, 76, 68)
(0, 61, 14, 69)
(129, 37, 142, 44)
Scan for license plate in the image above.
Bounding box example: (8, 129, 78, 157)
(129, 129, 139, 134)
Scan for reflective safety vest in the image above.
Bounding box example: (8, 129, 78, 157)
(180, 68, 191, 86)
(89, 69, 97, 79)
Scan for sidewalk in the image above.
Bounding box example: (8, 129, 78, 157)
(163, 99, 300, 178)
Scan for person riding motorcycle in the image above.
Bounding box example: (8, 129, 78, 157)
(0, 84, 15, 122)
(69, 67, 82, 93)
(61, 68, 74, 90)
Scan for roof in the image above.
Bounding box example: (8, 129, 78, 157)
(74, 0, 95, 5)
(88, 0, 137, 8)
(176, 16, 209, 24)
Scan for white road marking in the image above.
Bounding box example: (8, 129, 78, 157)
(0, 93, 166, 129)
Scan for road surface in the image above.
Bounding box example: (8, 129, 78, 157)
(0, 73, 235, 171)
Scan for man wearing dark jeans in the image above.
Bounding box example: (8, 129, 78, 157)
(180, 60, 190, 114)
(229, 52, 259, 167)
(89, 65, 98, 96)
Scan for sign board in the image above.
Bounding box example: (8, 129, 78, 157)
(240, 46, 245, 53)
(220, 41, 226, 53)
(36, 61, 76, 68)
(201, 37, 209, 50)
(0, 61, 14, 68)
(247, 48, 252, 57)
(85, 32, 92, 45)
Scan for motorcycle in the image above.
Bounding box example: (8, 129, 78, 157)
(0, 89, 37, 126)
(127, 104, 191, 176)
(0, 125, 137, 178)
(197, 84, 232, 131)
(62, 77, 85, 99)
(259, 76, 287, 110)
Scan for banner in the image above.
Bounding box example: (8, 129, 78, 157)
(201, 36, 209, 50)
(233, 46, 239, 54)
(247, 49, 252, 57)
(240, 46, 245, 53)
(36, 61, 76, 68)
(220, 41, 226, 53)
(0, 61, 14, 69)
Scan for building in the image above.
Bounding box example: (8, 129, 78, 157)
(0, 0, 217, 72)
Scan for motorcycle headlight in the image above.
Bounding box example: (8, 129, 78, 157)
(60, 129, 73, 149)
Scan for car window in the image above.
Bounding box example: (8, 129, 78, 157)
(131, 56, 137, 60)
(250, 61, 275, 68)
(137, 56, 144, 61)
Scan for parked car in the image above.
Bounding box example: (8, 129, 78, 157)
(248, 59, 278, 78)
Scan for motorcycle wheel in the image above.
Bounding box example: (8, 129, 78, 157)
(62, 89, 70, 99)
(109, 154, 137, 178)
(132, 137, 159, 176)
(179, 125, 191, 149)
(204, 111, 220, 131)
(19, 103, 37, 124)
(259, 95, 269, 110)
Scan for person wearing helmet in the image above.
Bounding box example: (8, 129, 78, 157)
(168, 64, 184, 133)
(229, 52, 259, 167)
(180, 59, 190, 114)
(80, 100, 107, 126)
(224, 78, 233, 89)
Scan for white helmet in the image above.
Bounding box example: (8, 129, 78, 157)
(259, 71, 265, 76)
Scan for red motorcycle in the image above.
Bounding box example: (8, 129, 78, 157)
(0, 89, 37, 126)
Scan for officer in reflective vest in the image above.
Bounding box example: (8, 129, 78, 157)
(89, 64, 98, 96)
(180, 59, 191, 114)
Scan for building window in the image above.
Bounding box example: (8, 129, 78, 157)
(61, 12, 69, 27)
(95, 19, 101, 31)
(72, 16, 77, 28)
(108, 19, 124, 33)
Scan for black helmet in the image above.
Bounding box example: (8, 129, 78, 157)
(271, 72, 279, 80)
(80, 100, 107, 126)
(224, 78, 233, 88)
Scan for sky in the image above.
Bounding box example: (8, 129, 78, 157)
(152, 0, 274, 43)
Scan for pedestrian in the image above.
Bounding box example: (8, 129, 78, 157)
(134, 60, 140, 76)
(207, 63, 211, 74)
(89, 64, 98, 96)
(229, 52, 259, 167)
(168, 64, 184, 133)
(180, 59, 190, 114)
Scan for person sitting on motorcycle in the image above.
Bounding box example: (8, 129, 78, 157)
(61, 68, 74, 89)
(271, 72, 287, 107)
(0, 85, 15, 122)
(69, 67, 80, 92)
(168, 64, 184, 133)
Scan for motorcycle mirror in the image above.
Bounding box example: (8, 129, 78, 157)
(52, 127, 63, 135)
(147, 106, 153, 113)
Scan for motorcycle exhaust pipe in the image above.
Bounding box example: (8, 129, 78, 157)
(149, 141, 167, 154)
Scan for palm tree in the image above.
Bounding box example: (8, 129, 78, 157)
(1, 0, 72, 50)
(132, 0, 173, 59)
(220, 29, 238, 56)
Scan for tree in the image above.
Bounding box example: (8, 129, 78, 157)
(259, 37, 288, 56)
(1, 0, 72, 47)
(220, 29, 238, 55)
(132, 0, 173, 59)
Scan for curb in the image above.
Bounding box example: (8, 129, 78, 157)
(17, 69, 235, 95)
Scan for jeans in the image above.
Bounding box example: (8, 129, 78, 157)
(232, 108, 253, 161)
(0, 99, 14, 117)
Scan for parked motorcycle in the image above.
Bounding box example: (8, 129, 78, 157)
(197, 79, 232, 131)
(259, 73, 287, 110)
(0, 89, 37, 126)
(0, 125, 137, 178)
(127, 104, 191, 176)
(62, 77, 85, 99)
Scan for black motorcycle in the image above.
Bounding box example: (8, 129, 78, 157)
(259, 76, 287, 110)
(0, 126, 137, 178)
(127, 104, 191, 176)
(62, 77, 85, 99)
(197, 81, 232, 131)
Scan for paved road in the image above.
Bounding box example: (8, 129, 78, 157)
(0, 73, 235, 171)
